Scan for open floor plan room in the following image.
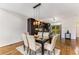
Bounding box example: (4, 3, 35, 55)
(0, 3, 79, 55)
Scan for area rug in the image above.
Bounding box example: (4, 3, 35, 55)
(16, 45, 60, 55)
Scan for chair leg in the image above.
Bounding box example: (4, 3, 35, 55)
(27, 48, 29, 54)
(23, 45, 25, 51)
(48, 51, 50, 55)
(51, 51, 52, 55)
(53, 49, 55, 55)
(29, 49, 31, 55)
(35, 51, 36, 55)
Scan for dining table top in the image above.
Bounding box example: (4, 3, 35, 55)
(35, 38, 49, 43)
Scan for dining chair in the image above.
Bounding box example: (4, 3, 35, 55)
(27, 34, 41, 55)
(44, 34, 59, 55)
(22, 33, 29, 54)
(38, 32, 49, 39)
(38, 32, 42, 39)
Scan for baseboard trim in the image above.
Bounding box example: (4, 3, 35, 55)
(0, 41, 23, 48)
(76, 37, 79, 39)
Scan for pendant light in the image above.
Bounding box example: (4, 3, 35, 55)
(33, 3, 41, 26)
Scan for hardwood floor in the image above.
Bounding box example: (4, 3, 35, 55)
(56, 39, 76, 55)
(0, 39, 78, 55)
(0, 41, 23, 55)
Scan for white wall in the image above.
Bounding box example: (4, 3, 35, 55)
(61, 18, 76, 39)
(0, 9, 27, 47)
(75, 18, 79, 37)
(76, 24, 79, 37)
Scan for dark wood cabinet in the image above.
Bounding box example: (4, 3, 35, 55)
(27, 18, 50, 35)
(27, 18, 35, 35)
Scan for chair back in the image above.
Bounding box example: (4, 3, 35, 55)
(51, 34, 59, 49)
(43, 32, 49, 39)
(38, 32, 49, 39)
(38, 32, 42, 38)
(27, 35, 36, 51)
(22, 33, 28, 47)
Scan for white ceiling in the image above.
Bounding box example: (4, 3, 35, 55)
(0, 3, 79, 20)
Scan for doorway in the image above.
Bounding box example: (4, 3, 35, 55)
(51, 25, 62, 40)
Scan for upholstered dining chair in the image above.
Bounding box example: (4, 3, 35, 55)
(27, 34, 41, 55)
(22, 33, 29, 54)
(44, 34, 59, 55)
(38, 32, 49, 39)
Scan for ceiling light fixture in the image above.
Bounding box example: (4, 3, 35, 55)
(33, 3, 41, 21)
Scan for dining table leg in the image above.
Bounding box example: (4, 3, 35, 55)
(41, 43, 44, 55)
